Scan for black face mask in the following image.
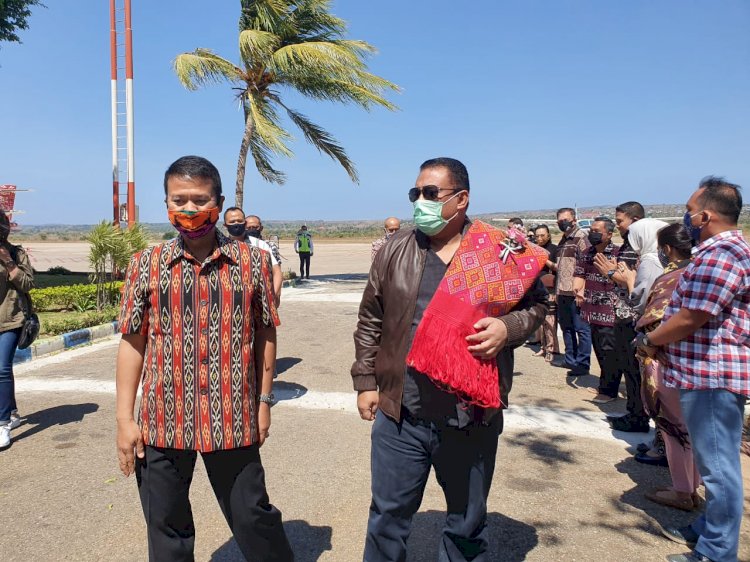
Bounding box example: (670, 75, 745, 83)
(557, 220, 572, 233)
(587, 232, 604, 246)
(658, 248, 671, 268)
(246, 228, 262, 239)
(226, 223, 246, 237)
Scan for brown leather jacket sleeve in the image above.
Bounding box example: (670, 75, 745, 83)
(499, 276, 549, 348)
(351, 254, 384, 392)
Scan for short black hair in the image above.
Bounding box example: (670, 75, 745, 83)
(534, 224, 550, 234)
(593, 216, 615, 233)
(420, 157, 470, 192)
(615, 201, 645, 220)
(508, 217, 524, 227)
(697, 176, 742, 224)
(657, 223, 693, 258)
(164, 155, 222, 200)
(557, 207, 576, 219)
(223, 206, 244, 221)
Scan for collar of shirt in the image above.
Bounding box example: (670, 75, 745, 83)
(166, 230, 238, 266)
(588, 242, 617, 256)
(692, 229, 745, 258)
(560, 225, 580, 243)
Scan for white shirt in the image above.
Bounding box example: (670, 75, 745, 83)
(246, 237, 280, 267)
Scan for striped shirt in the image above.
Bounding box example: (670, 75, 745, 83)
(662, 230, 750, 397)
(119, 231, 279, 452)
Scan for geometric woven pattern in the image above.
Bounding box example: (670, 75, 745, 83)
(119, 230, 279, 452)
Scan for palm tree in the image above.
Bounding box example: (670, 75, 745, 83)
(174, 0, 399, 208)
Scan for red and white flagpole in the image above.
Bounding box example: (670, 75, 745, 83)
(109, 0, 119, 225)
(124, 0, 135, 227)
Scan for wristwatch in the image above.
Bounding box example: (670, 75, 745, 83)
(606, 269, 616, 280)
(636, 333, 652, 348)
(259, 393, 276, 405)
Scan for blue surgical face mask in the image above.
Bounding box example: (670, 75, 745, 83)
(413, 193, 459, 236)
(683, 211, 703, 243)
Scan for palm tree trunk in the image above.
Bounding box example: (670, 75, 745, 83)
(235, 112, 254, 209)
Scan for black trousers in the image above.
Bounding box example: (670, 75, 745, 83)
(364, 412, 500, 562)
(591, 323, 618, 396)
(592, 322, 644, 417)
(136, 445, 293, 562)
(298, 252, 311, 278)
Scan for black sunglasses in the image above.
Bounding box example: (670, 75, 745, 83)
(408, 185, 463, 203)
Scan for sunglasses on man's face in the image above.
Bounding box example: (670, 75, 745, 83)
(408, 185, 462, 203)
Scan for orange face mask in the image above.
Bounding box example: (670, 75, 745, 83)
(168, 208, 220, 239)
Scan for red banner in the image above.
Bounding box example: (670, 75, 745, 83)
(0, 185, 17, 216)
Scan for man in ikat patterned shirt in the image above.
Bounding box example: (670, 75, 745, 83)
(115, 156, 292, 561)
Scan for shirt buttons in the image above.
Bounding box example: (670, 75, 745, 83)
(201, 358, 209, 365)
(201, 328, 208, 335)
(200, 300, 207, 307)
(200, 388, 208, 396)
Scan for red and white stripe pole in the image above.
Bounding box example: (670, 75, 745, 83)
(124, 0, 135, 227)
(109, 0, 119, 225)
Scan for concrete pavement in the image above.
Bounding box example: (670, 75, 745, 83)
(1, 253, 748, 561)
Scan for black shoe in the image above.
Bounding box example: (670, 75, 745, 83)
(660, 524, 699, 548)
(566, 369, 590, 377)
(634, 452, 669, 467)
(550, 359, 575, 369)
(610, 413, 650, 433)
(666, 553, 713, 562)
(636, 442, 651, 454)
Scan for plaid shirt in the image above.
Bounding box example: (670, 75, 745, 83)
(663, 230, 750, 396)
(119, 231, 279, 452)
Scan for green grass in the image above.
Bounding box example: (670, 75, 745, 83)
(37, 307, 118, 337)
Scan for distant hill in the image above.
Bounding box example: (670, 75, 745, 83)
(13, 204, 750, 241)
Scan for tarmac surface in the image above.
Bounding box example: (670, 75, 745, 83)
(2, 241, 749, 561)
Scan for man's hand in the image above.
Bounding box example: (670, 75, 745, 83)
(574, 290, 584, 307)
(634, 332, 658, 359)
(593, 253, 617, 277)
(116, 419, 144, 477)
(466, 317, 508, 359)
(357, 390, 379, 421)
(257, 402, 271, 447)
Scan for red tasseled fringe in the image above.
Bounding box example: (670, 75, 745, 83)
(406, 309, 502, 409)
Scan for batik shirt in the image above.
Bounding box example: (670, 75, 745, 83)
(662, 230, 750, 397)
(555, 227, 590, 297)
(119, 231, 280, 452)
(574, 243, 620, 326)
(613, 235, 639, 322)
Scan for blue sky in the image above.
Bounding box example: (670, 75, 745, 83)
(1, 1, 749, 224)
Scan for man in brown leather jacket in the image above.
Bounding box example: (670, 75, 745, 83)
(352, 158, 548, 562)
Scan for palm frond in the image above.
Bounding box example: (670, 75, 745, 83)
(281, 104, 358, 183)
(239, 29, 280, 65)
(249, 134, 287, 184)
(280, 71, 400, 111)
(272, 42, 366, 74)
(173, 49, 241, 90)
(240, 0, 288, 33)
(246, 96, 294, 158)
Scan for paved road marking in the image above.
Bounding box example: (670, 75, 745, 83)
(14, 377, 649, 445)
(14, 337, 121, 375)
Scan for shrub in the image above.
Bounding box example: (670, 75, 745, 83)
(30, 282, 124, 312)
(46, 266, 72, 275)
(42, 306, 119, 336)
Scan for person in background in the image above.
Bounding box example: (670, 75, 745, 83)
(632, 224, 701, 511)
(573, 218, 620, 398)
(0, 210, 34, 449)
(245, 214, 283, 307)
(601, 218, 668, 433)
(223, 208, 282, 307)
(116, 156, 292, 561)
(639, 177, 749, 562)
(371, 217, 401, 261)
(533, 224, 559, 361)
(294, 224, 314, 279)
(507, 217, 524, 233)
(552, 207, 592, 376)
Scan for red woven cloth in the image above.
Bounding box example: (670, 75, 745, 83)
(406, 221, 548, 408)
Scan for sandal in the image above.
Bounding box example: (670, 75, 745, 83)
(644, 489, 695, 511)
(532, 349, 545, 357)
